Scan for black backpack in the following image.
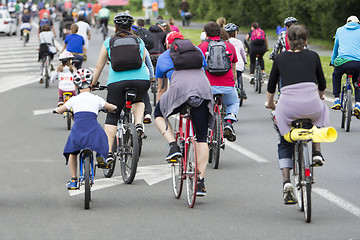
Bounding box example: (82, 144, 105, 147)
(204, 39, 232, 75)
(169, 39, 203, 71)
(137, 26, 154, 51)
(109, 31, 143, 72)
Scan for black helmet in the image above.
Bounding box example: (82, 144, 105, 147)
(224, 23, 239, 32)
(284, 17, 298, 27)
(113, 12, 134, 27)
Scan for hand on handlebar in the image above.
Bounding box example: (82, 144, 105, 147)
(265, 101, 276, 110)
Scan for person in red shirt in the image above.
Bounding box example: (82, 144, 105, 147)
(198, 22, 239, 142)
(38, 8, 50, 20)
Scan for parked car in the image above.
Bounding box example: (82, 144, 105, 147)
(0, 9, 17, 36)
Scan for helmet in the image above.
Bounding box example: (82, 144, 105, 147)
(224, 23, 239, 32)
(284, 17, 298, 27)
(59, 51, 74, 61)
(166, 31, 184, 44)
(43, 12, 49, 18)
(113, 12, 134, 27)
(73, 69, 93, 89)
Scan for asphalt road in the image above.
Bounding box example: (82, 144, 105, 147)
(0, 20, 359, 240)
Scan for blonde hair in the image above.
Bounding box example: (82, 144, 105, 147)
(57, 61, 76, 73)
(70, 24, 78, 34)
(216, 17, 226, 28)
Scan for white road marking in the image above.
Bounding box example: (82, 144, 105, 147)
(313, 187, 360, 218)
(33, 108, 55, 115)
(225, 140, 270, 163)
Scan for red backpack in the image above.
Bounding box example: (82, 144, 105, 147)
(251, 28, 266, 41)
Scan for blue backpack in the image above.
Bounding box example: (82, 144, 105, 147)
(39, 18, 51, 27)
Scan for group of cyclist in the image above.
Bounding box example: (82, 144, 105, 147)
(31, 5, 357, 205)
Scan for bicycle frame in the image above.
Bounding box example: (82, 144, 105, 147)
(209, 97, 225, 145)
(340, 74, 354, 132)
(340, 74, 353, 109)
(79, 149, 95, 185)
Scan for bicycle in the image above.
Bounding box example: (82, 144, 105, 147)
(40, 53, 51, 88)
(172, 104, 198, 208)
(340, 69, 357, 132)
(150, 53, 162, 106)
(100, 22, 108, 40)
(236, 73, 245, 107)
(99, 86, 141, 184)
(253, 54, 262, 94)
(208, 94, 226, 169)
(62, 92, 73, 130)
(23, 29, 30, 47)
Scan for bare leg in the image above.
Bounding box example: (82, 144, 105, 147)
(104, 124, 117, 153)
(281, 168, 291, 183)
(196, 142, 208, 179)
(132, 102, 145, 126)
(154, 116, 175, 143)
(312, 142, 321, 152)
(69, 154, 78, 179)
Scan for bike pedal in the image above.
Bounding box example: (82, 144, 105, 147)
(167, 158, 180, 163)
(220, 143, 225, 150)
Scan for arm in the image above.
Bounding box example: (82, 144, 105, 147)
(156, 77, 168, 102)
(269, 33, 283, 60)
(144, 48, 155, 80)
(92, 45, 108, 86)
(330, 34, 339, 65)
(265, 36, 269, 50)
(54, 104, 68, 114)
(232, 62, 237, 80)
(104, 102, 117, 112)
(61, 43, 67, 53)
(51, 25, 56, 38)
(265, 91, 276, 110)
(87, 29, 91, 40)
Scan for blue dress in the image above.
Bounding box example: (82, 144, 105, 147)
(63, 112, 108, 163)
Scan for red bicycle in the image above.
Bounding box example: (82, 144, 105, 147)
(171, 105, 198, 208)
(208, 94, 226, 169)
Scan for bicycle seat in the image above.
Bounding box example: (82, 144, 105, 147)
(345, 69, 357, 77)
(291, 119, 313, 129)
(124, 88, 137, 102)
(213, 94, 224, 98)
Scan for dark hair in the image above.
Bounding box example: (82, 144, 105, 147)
(157, 15, 163, 20)
(169, 17, 175, 26)
(136, 18, 145, 27)
(115, 25, 132, 37)
(203, 21, 221, 37)
(41, 24, 51, 32)
(220, 28, 229, 41)
(78, 14, 85, 21)
(251, 22, 259, 29)
(287, 24, 308, 51)
(227, 30, 236, 38)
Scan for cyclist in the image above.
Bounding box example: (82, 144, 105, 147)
(224, 23, 247, 100)
(148, 20, 167, 55)
(265, 24, 328, 204)
(61, 23, 86, 69)
(19, 9, 32, 39)
(198, 21, 239, 142)
(91, 1, 101, 27)
(330, 16, 360, 115)
(154, 31, 213, 196)
(76, 14, 91, 50)
(39, 12, 57, 38)
(246, 22, 268, 83)
(269, 17, 298, 61)
(54, 69, 117, 190)
(38, 24, 56, 83)
(91, 12, 151, 164)
(97, 5, 110, 33)
(50, 51, 77, 106)
(168, 18, 180, 32)
(179, 0, 191, 26)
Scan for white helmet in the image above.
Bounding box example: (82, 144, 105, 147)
(73, 69, 93, 89)
(59, 51, 74, 61)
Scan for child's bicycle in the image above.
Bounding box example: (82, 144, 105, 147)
(23, 28, 30, 47)
(97, 86, 143, 184)
(171, 104, 198, 208)
(62, 92, 73, 130)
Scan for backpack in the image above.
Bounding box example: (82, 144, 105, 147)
(39, 18, 51, 27)
(204, 39, 231, 75)
(251, 28, 266, 41)
(169, 39, 203, 71)
(137, 27, 154, 51)
(109, 31, 143, 72)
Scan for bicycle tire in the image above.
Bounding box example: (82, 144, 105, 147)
(212, 114, 221, 169)
(208, 128, 213, 163)
(301, 143, 312, 223)
(84, 154, 91, 209)
(66, 112, 71, 130)
(341, 86, 346, 129)
(172, 132, 184, 198)
(254, 65, 259, 92)
(258, 71, 262, 94)
(345, 88, 352, 132)
(138, 133, 143, 157)
(238, 75, 244, 107)
(294, 144, 304, 211)
(45, 57, 50, 88)
(120, 123, 139, 184)
(186, 137, 197, 208)
(103, 138, 117, 178)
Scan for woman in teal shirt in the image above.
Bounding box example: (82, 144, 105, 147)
(92, 12, 150, 163)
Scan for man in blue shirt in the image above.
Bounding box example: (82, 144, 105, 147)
(61, 24, 85, 69)
(331, 16, 360, 116)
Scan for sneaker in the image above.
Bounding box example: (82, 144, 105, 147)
(312, 151, 325, 167)
(224, 122, 236, 142)
(262, 72, 266, 77)
(143, 114, 152, 124)
(166, 142, 182, 163)
(39, 77, 44, 84)
(106, 152, 115, 165)
(67, 178, 78, 190)
(331, 98, 341, 110)
(250, 77, 255, 84)
(242, 90, 247, 100)
(354, 102, 360, 119)
(196, 178, 207, 197)
(136, 123, 144, 133)
(96, 153, 108, 169)
(50, 64, 55, 71)
(283, 182, 297, 205)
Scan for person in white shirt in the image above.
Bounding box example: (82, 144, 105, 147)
(76, 14, 91, 50)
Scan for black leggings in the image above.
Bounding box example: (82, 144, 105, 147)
(105, 80, 150, 125)
(249, 44, 267, 74)
(154, 100, 210, 142)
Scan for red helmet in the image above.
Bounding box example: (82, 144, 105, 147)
(166, 32, 184, 45)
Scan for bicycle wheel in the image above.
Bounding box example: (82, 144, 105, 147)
(212, 114, 221, 169)
(341, 86, 346, 129)
(66, 112, 71, 130)
(186, 137, 197, 208)
(103, 138, 117, 178)
(293, 144, 304, 211)
(172, 132, 183, 198)
(44, 57, 50, 88)
(300, 143, 312, 223)
(345, 88, 352, 132)
(84, 154, 91, 210)
(258, 70, 262, 94)
(138, 133, 143, 157)
(238, 75, 244, 107)
(120, 123, 139, 184)
(253, 64, 259, 92)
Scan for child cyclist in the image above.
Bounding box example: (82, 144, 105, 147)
(54, 69, 117, 190)
(51, 51, 77, 106)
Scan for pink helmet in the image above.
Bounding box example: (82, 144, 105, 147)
(59, 51, 74, 61)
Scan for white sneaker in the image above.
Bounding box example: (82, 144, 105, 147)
(283, 183, 297, 205)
